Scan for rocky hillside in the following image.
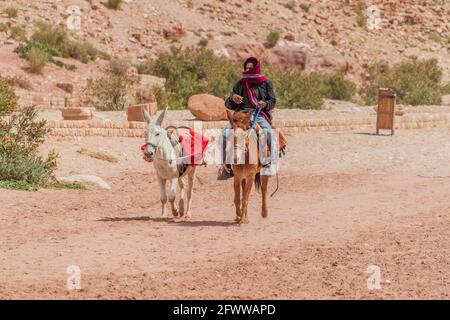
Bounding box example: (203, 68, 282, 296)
(0, 0, 449, 96)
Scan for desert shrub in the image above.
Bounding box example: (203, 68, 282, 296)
(265, 30, 280, 48)
(283, 1, 296, 10)
(60, 40, 99, 63)
(0, 76, 18, 116)
(264, 66, 323, 109)
(428, 31, 444, 44)
(0, 106, 57, 186)
(354, 0, 367, 27)
(361, 59, 443, 105)
(109, 57, 132, 77)
(138, 47, 240, 109)
(9, 25, 27, 41)
(0, 23, 8, 32)
(312, 72, 356, 100)
(6, 75, 33, 90)
(442, 82, 450, 95)
(198, 38, 208, 48)
(15, 22, 101, 70)
(27, 47, 48, 74)
(4, 7, 18, 18)
(31, 21, 67, 48)
(15, 40, 75, 71)
(83, 74, 132, 111)
(107, 0, 122, 9)
(299, 3, 311, 12)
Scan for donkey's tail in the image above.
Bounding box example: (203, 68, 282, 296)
(254, 172, 261, 191)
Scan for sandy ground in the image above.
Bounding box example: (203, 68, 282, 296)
(0, 127, 449, 299)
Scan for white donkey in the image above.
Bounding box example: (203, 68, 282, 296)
(142, 107, 197, 220)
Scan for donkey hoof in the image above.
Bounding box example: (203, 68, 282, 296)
(184, 215, 192, 221)
(234, 216, 241, 222)
(239, 218, 249, 225)
(172, 209, 179, 217)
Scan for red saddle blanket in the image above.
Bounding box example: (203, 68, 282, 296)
(141, 128, 209, 166)
(177, 128, 209, 165)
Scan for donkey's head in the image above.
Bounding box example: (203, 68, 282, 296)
(225, 109, 258, 165)
(226, 109, 253, 131)
(143, 106, 168, 160)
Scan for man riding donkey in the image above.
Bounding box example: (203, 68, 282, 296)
(218, 57, 281, 180)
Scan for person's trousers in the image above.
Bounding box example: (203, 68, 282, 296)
(219, 115, 276, 165)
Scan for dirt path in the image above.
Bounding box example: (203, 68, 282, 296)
(0, 128, 449, 299)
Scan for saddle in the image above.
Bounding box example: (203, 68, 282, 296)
(166, 126, 209, 177)
(254, 123, 287, 158)
(274, 126, 287, 157)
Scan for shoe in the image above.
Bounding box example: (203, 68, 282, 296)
(217, 165, 234, 180)
(261, 162, 271, 168)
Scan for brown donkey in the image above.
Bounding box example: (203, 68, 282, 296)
(225, 109, 270, 224)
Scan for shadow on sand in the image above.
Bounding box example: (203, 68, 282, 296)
(97, 216, 237, 227)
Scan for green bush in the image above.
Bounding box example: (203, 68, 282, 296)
(107, 0, 122, 9)
(9, 25, 27, 41)
(0, 106, 57, 186)
(361, 59, 443, 105)
(109, 57, 132, 77)
(15, 22, 101, 69)
(312, 72, 356, 100)
(27, 46, 48, 74)
(265, 30, 280, 48)
(31, 21, 67, 47)
(83, 73, 132, 111)
(0, 76, 18, 117)
(264, 66, 323, 109)
(4, 7, 18, 18)
(136, 48, 358, 110)
(138, 47, 240, 109)
(60, 40, 99, 63)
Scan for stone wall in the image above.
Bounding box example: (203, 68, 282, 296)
(45, 113, 450, 137)
(16, 89, 81, 110)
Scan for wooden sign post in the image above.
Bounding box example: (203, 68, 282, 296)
(376, 88, 396, 135)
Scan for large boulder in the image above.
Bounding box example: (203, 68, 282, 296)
(309, 51, 352, 73)
(271, 41, 312, 70)
(187, 94, 227, 121)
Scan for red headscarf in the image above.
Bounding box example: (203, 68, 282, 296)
(241, 57, 268, 85)
(240, 57, 268, 109)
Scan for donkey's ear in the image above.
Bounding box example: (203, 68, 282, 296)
(243, 110, 253, 126)
(142, 106, 152, 123)
(154, 106, 168, 126)
(226, 109, 234, 123)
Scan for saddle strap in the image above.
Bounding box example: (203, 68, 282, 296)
(166, 126, 189, 177)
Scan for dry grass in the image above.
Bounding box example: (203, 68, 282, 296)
(77, 148, 120, 163)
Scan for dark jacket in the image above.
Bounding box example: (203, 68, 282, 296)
(225, 80, 276, 121)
